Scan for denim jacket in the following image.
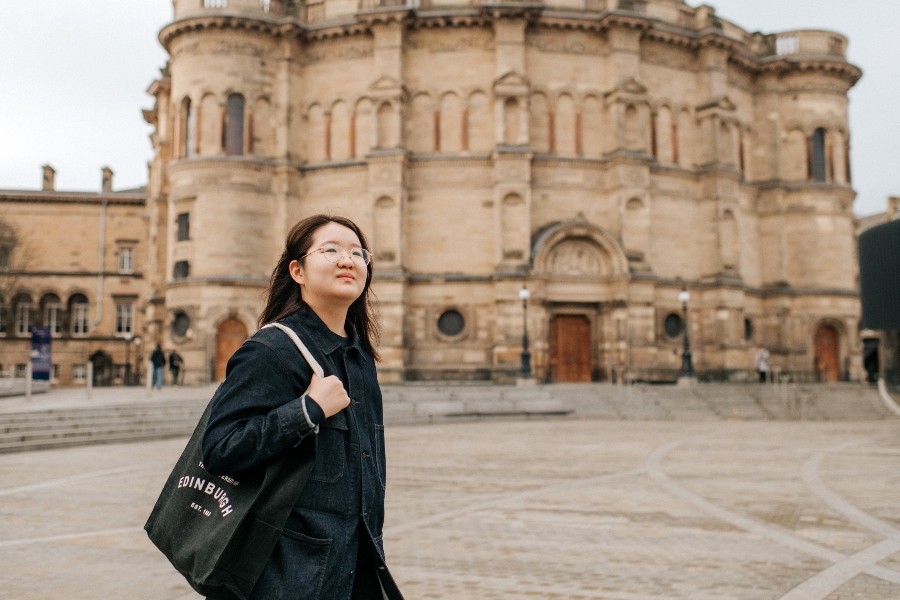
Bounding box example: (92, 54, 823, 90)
(201, 307, 401, 600)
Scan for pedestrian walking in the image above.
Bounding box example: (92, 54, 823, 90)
(200, 214, 404, 600)
(755, 346, 770, 383)
(168, 350, 183, 385)
(150, 344, 166, 389)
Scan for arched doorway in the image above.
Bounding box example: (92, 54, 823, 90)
(550, 314, 592, 382)
(89, 351, 113, 386)
(215, 319, 248, 381)
(814, 324, 840, 382)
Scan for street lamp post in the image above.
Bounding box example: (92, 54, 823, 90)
(518, 285, 532, 379)
(678, 290, 694, 380)
(122, 331, 133, 385)
(133, 336, 142, 386)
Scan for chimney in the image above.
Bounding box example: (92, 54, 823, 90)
(101, 166, 114, 192)
(42, 164, 56, 191)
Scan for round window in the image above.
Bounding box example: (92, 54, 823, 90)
(172, 311, 191, 337)
(663, 313, 684, 338)
(437, 309, 465, 337)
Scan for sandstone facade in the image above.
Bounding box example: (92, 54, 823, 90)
(5, 0, 861, 387)
(0, 167, 148, 386)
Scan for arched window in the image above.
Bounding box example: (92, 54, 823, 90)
(467, 91, 492, 152)
(353, 98, 374, 158)
(224, 93, 245, 155)
(438, 93, 463, 152)
(555, 94, 576, 155)
(307, 104, 327, 162)
(376, 102, 396, 149)
(13, 293, 33, 337)
(69, 294, 89, 337)
(181, 97, 196, 157)
(408, 94, 434, 153)
(582, 96, 603, 157)
(503, 98, 520, 146)
(329, 100, 351, 161)
(41, 294, 62, 336)
(809, 127, 827, 182)
(529, 93, 550, 152)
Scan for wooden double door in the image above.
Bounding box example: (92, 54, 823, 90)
(549, 314, 593, 382)
(814, 324, 841, 382)
(215, 319, 248, 381)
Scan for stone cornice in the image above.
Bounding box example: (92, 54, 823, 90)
(0, 191, 145, 206)
(160, 15, 285, 49)
(1, 270, 145, 279)
(406, 13, 491, 30)
(157, 9, 861, 91)
(758, 57, 862, 86)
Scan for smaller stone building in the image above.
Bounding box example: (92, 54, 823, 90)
(0, 166, 149, 387)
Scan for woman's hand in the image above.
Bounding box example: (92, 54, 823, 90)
(307, 373, 350, 418)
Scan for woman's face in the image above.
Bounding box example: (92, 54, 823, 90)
(289, 221, 368, 311)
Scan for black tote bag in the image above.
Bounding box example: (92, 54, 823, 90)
(145, 323, 323, 599)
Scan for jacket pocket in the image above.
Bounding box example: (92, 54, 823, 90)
(249, 528, 332, 600)
(310, 411, 348, 484)
(297, 410, 351, 517)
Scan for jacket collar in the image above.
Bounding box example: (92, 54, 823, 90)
(285, 306, 368, 363)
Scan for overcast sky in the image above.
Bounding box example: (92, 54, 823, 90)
(1, 1, 896, 216)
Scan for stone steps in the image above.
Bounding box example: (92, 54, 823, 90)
(0, 398, 204, 453)
(0, 383, 893, 453)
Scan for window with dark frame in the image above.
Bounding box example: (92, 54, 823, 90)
(663, 313, 684, 338)
(173, 260, 190, 280)
(70, 296, 89, 337)
(172, 311, 191, 337)
(176, 213, 190, 241)
(224, 93, 245, 155)
(437, 309, 465, 337)
(809, 128, 827, 182)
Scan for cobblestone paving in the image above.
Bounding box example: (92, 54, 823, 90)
(0, 418, 898, 599)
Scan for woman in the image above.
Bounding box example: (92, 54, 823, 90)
(201, 215, 404, 600)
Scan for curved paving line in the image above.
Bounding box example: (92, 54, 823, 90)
(778, 538, 900, 599)
(775, 439, 900, 598)
(802, 440, 899, 537)
(645, 435, 900, 590)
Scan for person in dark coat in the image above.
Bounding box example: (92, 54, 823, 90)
(150, 344, 166, 389)
(201, 215, 404, 600)
(168, 350, 183, 385)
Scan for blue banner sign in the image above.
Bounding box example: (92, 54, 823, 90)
(31, 327, 52, 381)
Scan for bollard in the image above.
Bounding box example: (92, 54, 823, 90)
(145, 359, 153, 397)
(86, 362, 93, 400)
(25, 362, 32, 401)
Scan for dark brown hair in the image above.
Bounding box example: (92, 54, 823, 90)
(258, 214, 380, 359)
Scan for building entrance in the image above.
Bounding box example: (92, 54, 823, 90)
(215, 319, 248, 381)
(814, 324, 840, 382)
(549, 314, 592, 382)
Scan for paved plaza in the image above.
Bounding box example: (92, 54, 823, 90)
(1, 404, 899, 599)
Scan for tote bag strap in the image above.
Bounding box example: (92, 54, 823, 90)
(262, 322, 325, 378)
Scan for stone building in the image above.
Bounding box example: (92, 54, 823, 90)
(0, 167, 148, 386)
(135, 0, 865, 384)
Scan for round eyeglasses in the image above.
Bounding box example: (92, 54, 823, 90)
(302, 243, 372, 267)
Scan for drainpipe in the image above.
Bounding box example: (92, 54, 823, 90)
(88, 197, 107, 330)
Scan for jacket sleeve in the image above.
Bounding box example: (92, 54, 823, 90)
(201, 337, 316, 475)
